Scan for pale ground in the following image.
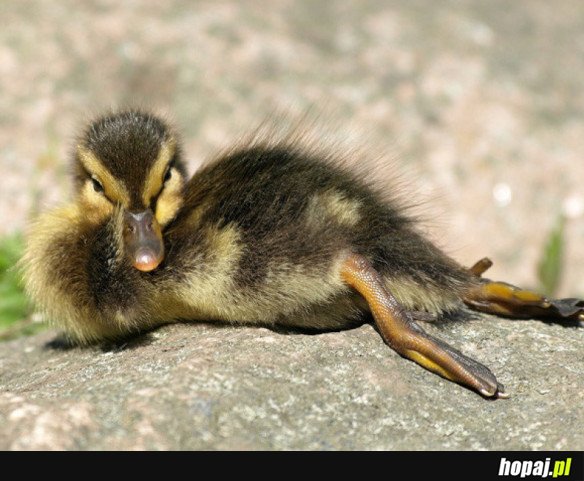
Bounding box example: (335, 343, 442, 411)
(1, 320, 583, 450)
(0, 0, 583, 452)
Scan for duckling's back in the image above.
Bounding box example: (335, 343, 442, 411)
(162, 142, 475, 329)
(22, 110, 579, 397)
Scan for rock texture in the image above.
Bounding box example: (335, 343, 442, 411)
(1, 317, 583, 450)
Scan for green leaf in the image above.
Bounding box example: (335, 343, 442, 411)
(0, 233, 30, 328)
(537, 215, 565, 298)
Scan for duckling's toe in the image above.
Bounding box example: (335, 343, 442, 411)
(341, 254, 507, 399)
(407, 329, 507, 399)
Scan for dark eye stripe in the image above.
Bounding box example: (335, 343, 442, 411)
(150, 162, 180, 209)
(163, 153, 178, 182)
(163, 166, 172, 183)
(91, 176, 104, 193)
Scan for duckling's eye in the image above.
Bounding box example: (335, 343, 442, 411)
(91, 176, 104, 193)
(163, 166, 172, 183)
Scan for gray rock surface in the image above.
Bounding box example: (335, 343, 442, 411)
(1, 317, 582, 450)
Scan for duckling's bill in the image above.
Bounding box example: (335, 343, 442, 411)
(123, 209, 164, 272)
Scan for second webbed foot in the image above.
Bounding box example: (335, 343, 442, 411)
(466, 258, 584, 326)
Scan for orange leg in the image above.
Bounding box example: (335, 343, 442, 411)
(340, 254, 507, 399)
(465, 258, 584, 325)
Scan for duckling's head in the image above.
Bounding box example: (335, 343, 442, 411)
(74, 110, 187, 272)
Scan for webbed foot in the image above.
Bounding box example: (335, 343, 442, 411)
(341, 254, 507, 398)
(465, 258, 584, 326)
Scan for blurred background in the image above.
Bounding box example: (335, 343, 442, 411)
(1, 0, 583, 334)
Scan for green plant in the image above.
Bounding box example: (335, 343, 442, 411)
(0, 233, 28, 325)
(536, 215, 565, 298)
(0, 232, 43, 340)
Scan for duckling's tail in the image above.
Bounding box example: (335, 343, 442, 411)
(462, 257, 584, 326)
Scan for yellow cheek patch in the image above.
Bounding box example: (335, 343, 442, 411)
(80, 181, 115, 222)
(143, 137, 176, 207)
(155, 171, 184, 226)
(77, 146, 130, 207)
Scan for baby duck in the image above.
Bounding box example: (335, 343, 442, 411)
(22, 109, 584, 399)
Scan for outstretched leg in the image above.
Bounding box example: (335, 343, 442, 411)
(340, 254, 507, 399)
(464, 258, 584, 325)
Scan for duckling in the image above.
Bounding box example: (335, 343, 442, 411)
(22, 109, 584, 399)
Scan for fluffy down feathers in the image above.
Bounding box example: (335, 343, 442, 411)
(22, 110, 476, 343)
